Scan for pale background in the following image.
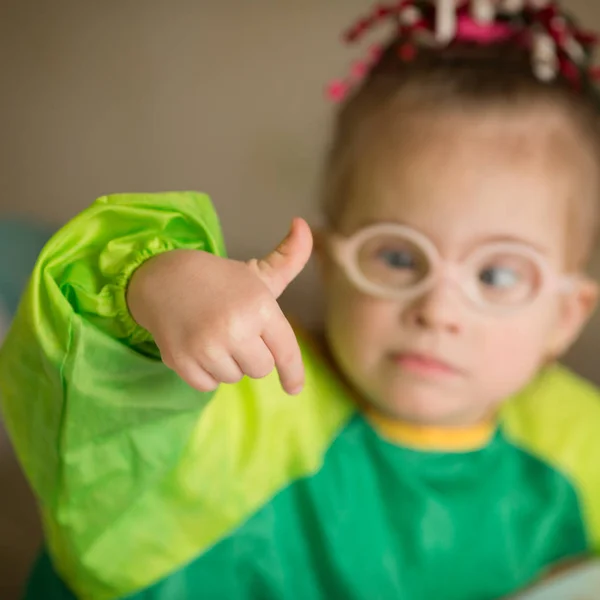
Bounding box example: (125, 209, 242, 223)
(1, 1, 600, 597)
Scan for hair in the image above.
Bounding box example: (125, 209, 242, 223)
(320, 37, 600, 266)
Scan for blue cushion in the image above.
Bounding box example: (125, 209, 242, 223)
(0, 219, 52, 316)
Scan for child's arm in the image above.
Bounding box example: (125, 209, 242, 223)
(0, 192, 224, 504)
(0, 191, 316, 600)
(0, 192, 227, 597)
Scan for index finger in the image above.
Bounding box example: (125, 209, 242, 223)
(261, 312, 305, 395)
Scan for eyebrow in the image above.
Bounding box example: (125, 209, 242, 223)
(353, 218, 550, 255)
(472, 234, 550, 255)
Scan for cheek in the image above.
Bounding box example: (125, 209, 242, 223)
(474, 309, 556, 396)
(324, 274, 396, 371)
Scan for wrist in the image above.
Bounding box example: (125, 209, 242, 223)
(126, 251, 175, 334)
(126, 248, 207, 334)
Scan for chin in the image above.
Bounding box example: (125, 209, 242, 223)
(377, 386, 481, 427)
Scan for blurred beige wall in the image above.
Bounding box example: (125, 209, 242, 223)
(1, 1, 600, 597)
(1, 0, 374, 330)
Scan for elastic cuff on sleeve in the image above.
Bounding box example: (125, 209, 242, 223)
(113, 238, 178, 347)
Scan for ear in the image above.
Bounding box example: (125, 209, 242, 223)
(548, 277, 599, 358)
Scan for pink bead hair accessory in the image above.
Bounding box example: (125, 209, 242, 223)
(326, 44, 383, 102)
(455, 13, 514, 43)
(325, 0, 600, 103)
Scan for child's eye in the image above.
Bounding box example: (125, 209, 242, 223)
(377, 249, 417, 270)
(358, 237, 429, 289)
(479, 266, 520, 288)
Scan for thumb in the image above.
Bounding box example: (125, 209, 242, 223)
(251, 218, 313, 298)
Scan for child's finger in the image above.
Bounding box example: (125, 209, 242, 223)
(250, 218, 313, 299)
(233, 338, 276, 381)
(176, 360, 220, 393)
(262, 314, 305, 395)
(200, 353, 245, 385)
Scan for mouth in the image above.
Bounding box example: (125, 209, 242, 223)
(390, 352, 461, 378)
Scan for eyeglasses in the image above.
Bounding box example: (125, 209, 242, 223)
(328, 223, 576, 314)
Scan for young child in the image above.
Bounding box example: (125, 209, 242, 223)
(2, 1, 600, 599)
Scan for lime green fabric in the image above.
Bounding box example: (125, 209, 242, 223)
(25, 413, 588, 600)
(501, 365, 600, 554)
(0, 192, 226, 599)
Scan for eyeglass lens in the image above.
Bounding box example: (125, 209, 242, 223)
(354, 231, 542, 306)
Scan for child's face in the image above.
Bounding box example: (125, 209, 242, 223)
(318, 110, 598, 426)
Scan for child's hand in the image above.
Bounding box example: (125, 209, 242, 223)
(127, 218, 313, 395)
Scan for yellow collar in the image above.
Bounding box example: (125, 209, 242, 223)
(363, 405, 496, 452)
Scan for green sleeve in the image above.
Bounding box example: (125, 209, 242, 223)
(0, 191, 226, 599)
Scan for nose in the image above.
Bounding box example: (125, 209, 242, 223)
(403, 283, 463, 334)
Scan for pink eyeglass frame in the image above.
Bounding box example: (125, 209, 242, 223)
(327, 223, 577, 314)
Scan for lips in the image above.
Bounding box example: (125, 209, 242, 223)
(391, 352, 460, 377)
